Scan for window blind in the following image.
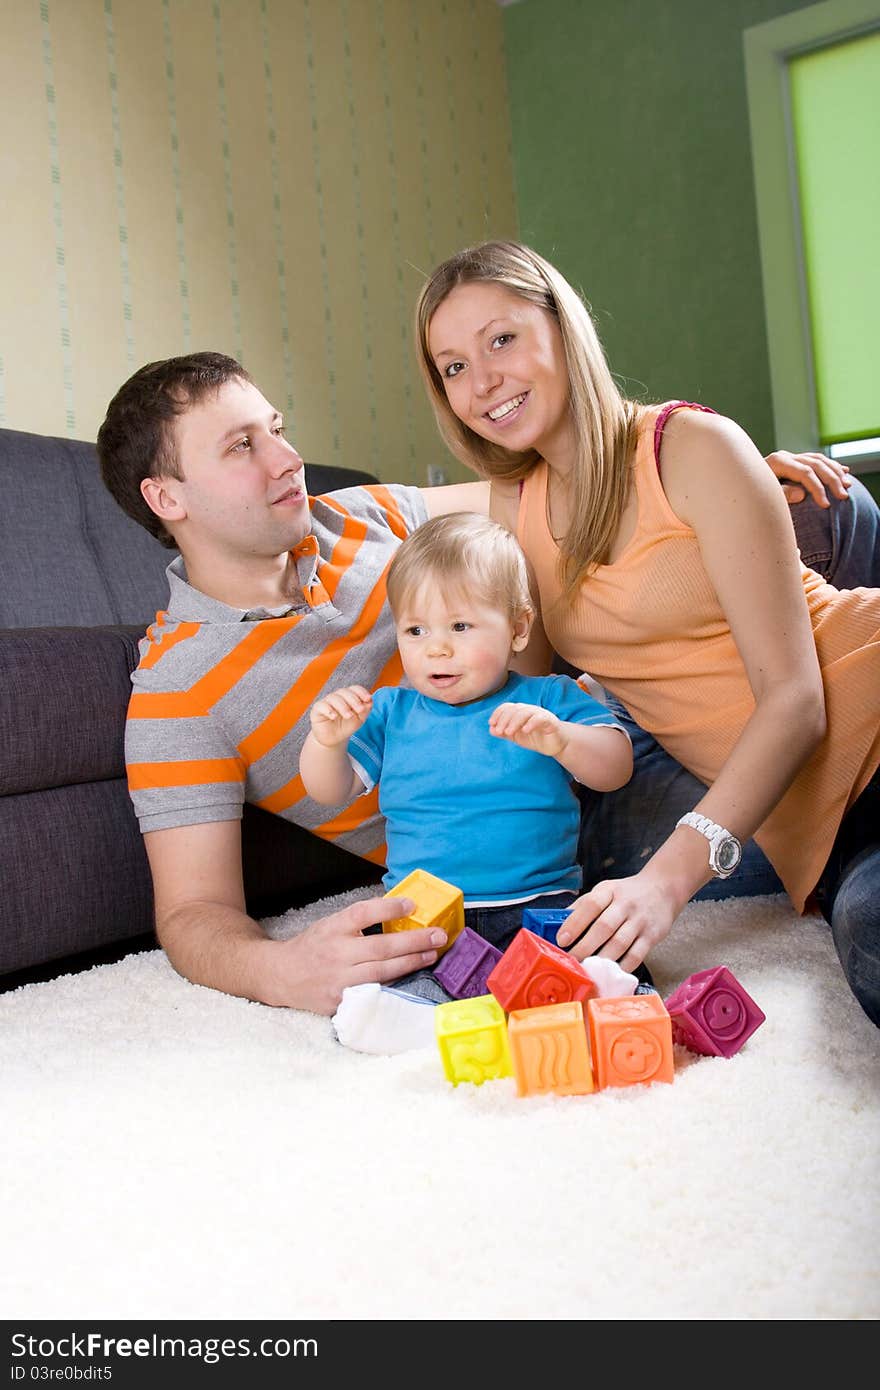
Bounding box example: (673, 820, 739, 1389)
(788, 29, 880, 445)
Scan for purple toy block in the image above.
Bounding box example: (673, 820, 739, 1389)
(433, 927, 503, 1000)
(521, 906, 572, 945)
(664, 965, 765, 1058)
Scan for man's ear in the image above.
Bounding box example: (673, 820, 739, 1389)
(510, 608, 535, 652)
(140, 476, 186, 527)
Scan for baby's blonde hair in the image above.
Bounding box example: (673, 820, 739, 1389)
(387, 512, 534, 623)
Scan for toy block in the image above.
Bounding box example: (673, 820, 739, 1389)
(487, 928, 597, 1013)
(664, 966, 765, 1057)
(521, 905, 572, 945)
(435, 995, 513, 1086)
(507, 1000, 595, 1097)
(384, 868, 464, 957)
(433, 926, 503, 999)
(587, 994, 674, 1090)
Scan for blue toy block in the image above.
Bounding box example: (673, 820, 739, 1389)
(521, 906, 572, 946)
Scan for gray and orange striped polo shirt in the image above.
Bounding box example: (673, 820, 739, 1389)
(125, 482, 428, 864)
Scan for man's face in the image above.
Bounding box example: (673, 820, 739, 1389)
(162, 377, 310, 560)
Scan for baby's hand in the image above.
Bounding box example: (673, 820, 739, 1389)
(489, 702, 567, 758)
(309, 685, 373, 747)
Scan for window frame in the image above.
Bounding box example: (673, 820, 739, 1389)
(743, 0, 880, 466)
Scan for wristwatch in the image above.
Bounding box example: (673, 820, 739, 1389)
(676, 812, 743, 879)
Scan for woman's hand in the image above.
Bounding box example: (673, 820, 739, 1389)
(557, 865, 692, 973)
(764, 449, 852, 507)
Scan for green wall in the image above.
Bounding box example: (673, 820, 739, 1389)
(501, 0, 822, 456)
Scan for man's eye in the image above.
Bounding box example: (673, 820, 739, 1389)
(231, 436, 252, 452)
(443, 361, 465, 379)
(491, 333, 514, 349)
(273, 422, 287, 436)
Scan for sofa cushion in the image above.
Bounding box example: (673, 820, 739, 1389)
(0, 427, 175, 627)
(1, 626, 143, 794)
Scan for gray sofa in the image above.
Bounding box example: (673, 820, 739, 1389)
(0, 425, 383, 985)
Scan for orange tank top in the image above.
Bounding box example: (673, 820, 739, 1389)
(517, 401, 880, 911)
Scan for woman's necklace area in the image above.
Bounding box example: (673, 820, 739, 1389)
(545, 466, 571, 544)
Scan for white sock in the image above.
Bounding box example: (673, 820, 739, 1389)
(579, 956, 638, 997)
(332, 983, 438, 1056)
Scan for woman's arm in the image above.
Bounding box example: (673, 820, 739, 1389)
(558, 409, 827, 969)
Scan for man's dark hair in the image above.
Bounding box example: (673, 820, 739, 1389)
(96, 351, 252, 548)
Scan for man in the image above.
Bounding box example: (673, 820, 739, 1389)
(97, 352, 509, 1014)
(97, 352, 871, 1015)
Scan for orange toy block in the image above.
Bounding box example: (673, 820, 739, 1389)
(383, 868, 464, 957)
(587, 994, 674, 1090)
(507, 1000, 595, 1097)
(487, 928, 597, 1012)
(435, 995, 513, 1086)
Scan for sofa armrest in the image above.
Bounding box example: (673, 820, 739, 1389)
(0, 624, 144, 795)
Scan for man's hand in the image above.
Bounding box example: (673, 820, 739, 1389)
(309, 684, 373, 748)
(765, 449, 852, 508)
(488, 701, 567, 757)
(267, 893, 447, 1014)
(146, 822, 447, 1014)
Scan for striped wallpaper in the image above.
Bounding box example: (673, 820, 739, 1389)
(0, 0, 517, 484)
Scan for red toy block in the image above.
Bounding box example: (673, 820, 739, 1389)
(587, 994, 674, 1090)
(487, 928, 597, 1013)
(664, 966, 765, 1057)
(507, 1000, 595, 1097)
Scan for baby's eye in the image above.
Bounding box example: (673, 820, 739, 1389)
(451, 621, 471, 632)
(403, 624, 424, 637)
(443, 361, 465, 379)
(491, 332, 514, 349)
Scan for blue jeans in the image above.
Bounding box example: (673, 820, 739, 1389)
(578, 485, 880, 1023)
(789, 476, 880, 589)
(814, 769, 880, 1027)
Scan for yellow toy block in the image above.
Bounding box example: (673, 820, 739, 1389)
(384, 868, 464, 957)
(507, 1000, 595, 1097)
(435, 995, 513, 1086)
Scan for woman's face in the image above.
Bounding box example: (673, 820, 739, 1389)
(427, 281, 576, 466)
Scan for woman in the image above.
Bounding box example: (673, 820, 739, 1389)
(415, 240, 880, 1027)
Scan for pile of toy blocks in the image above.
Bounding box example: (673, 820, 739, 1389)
(384, 868, 765, 1098)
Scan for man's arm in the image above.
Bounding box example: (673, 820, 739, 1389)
(143, 820, 447, 1015)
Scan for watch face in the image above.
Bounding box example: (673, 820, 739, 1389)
(716, 837, 742, 873)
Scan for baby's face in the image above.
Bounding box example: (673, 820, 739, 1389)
(394, 585, 522, 706)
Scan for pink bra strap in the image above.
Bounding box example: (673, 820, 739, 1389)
(654, 401, 717, 472)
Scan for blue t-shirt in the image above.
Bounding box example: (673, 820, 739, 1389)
(348, 671, 625, 905)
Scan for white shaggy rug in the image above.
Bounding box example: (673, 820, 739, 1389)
(2, 889, 879, 1322)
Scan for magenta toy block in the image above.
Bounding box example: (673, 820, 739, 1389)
(487, 928, 596, 1013)
(521, 906, 572, 945)
(664, 966, 765, 1057)
(433, 927, 503, 1000)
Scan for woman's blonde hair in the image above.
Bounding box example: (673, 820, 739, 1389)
(386, 512, 533, 623)
(414, 240, 641, 599)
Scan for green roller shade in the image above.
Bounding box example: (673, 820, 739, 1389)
(789, 29, 880, 445)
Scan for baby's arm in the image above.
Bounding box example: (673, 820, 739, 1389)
(488, 703, 632, 791)
(300, 685, 372, 805)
